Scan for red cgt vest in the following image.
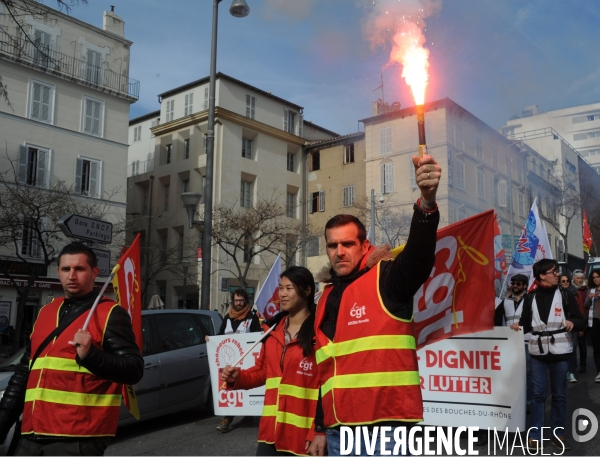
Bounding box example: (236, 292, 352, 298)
(22, 297, 123, 438)
(314, 261, 423, 427)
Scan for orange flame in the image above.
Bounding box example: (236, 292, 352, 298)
(390, 22, 429, 105)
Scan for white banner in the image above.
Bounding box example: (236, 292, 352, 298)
(419, 327, 526, 432)
(207, 332, 266, 416)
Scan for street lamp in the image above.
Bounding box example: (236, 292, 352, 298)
(181, 192, 203, 229)
(202, 0, 250, 310)
(370, 189, 385, 244)
(181, 259, 191, 309)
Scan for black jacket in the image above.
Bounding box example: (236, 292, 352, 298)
(0, 289, 144, 442)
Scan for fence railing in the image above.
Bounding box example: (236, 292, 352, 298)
(0, 31, 139, 99)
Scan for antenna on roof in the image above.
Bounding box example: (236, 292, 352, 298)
(373, 72, 384, 104)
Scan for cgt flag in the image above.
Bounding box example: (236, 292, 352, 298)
(254, 254, 282, 320)
(112, 234, 142, 419)
(583, 209, 593, 254)
(412, 210, 496, 349)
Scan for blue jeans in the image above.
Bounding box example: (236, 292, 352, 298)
(528, 357, 569, 441)
(326, 425, 411, 456)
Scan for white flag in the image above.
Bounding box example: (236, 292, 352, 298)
(254, 254, 282, 320)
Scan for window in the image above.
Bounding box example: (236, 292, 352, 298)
(477, 167, 485, 199)
(242, 138, 253, 159)
(29, 80, 54, 124)
(82, 96, 104, 137)
(156, 313, 206, 351)
(85, 49, 102, 84)
(133, 125, 142, 142)
(573, 113, 600, 123)
(18, 145, 50, 187)
(75, 157, 101, 198)
(20, 218, 44, 258)
(240, 181, 253, 208)
(582, 148, 600, 157)
(33, 29, 51, 67)
(284, 109, 296, 134)
(381, 163, 394, 194)
(286, 192, 296, 218)
(287, 153, 295, 172)
(182, 179, 189, 193)
(456, 158, 465, 190)
(184, 93, 193, 116)
(164, 183, 170, 211)
(574, 130, 600, 141)
(178, 232, 184, 261)
(565, 158, 577, 174)
(132, 160, 139, 176)
(476, 136, 483, 160)
(518, 191, 525, 217)
(409, 157, 417, 189)
(516, 159, 524, 183)
(166, 144, 172, 164)
(166, 100, 174, 122)
(343, 144, 355, 164)
(246, 94, 256, 119)
(310, 152, 320, 171)
(309, 191, 325, 213)
(184, 139, 190, 159)
(243, 233, 253, 263)
(342, 185, 355, 207)
(497, 180, 507, 208)
(454, 124, 463, 150)
(306, 236, 319, 257)
(380, 127, 392, 154)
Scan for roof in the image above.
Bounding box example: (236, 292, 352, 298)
(305, 131, 364, 151)
(303, 120, 339, 137)
(129, 110, 161, 125)
(158, 72, 303, 111)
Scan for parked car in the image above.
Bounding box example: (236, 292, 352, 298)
(0, 308, 222, 452)
(584, 257, 600, 281)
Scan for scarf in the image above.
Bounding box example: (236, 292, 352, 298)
(229, 304, 251, 321)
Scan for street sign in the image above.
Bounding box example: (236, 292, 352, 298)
(58, 214, 113, 244)
(92, 248, 111, 277)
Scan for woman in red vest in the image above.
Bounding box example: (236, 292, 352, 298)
(221, 266, 322, 456)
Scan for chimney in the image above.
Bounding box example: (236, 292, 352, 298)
(103, 8, 125, 37)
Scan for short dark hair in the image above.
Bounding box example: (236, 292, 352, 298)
(231, 288, 249, 305)
(57, 242, 97, 269)
(324, 214, 367, 243)
(532, 258, 558, 281)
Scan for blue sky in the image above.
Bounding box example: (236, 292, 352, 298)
(69, 0, 600, 135)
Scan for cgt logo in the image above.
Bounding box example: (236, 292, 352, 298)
(350, 303, 367, 319)
(572, 408, 599, 443)
(299, 358, 313, 372)
(219, 389, 243, 408)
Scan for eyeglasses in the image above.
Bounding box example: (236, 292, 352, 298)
(543, 268, 559, 276)
(560, 280, 570, 284)
(511, 282, 525, 286)
(233, 299, 245, 303)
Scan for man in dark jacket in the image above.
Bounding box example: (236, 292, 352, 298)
(513, 258, 585, 453)
(0, 243, 143, 455)
(309, 154, 441, 456)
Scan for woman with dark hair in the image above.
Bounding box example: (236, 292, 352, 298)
(584, 270, 600, 383)
(221, 266, 322, 456)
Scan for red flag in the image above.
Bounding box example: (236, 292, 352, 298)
(413, 210, 496, 349)
(111, 234, 142, 418)
(583, 209, 593, 254)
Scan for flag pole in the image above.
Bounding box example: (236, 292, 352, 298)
(82, 264, 120, 331)
(219, 323, 277, 389)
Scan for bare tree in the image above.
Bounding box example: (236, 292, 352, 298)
(0, 159, 120, 353)
(210, 191, 317, 290)
(0, 0, 87, 105)
(355, 196, 412, 247)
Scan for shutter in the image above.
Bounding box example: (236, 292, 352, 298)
(283, 108, 289, 132)
(33, 218, 47, 258)
(18, 145, 28, 184)
(204, 87, 209, 110)
(342, 187, 347, 207)
(185, 94, 189, 116)
(92, 101, 101, 135)
(381, 164, 386, 194)
(89, 160, 99, 197)
(75, 157, 83, 194)
(36, 148, 48, 187)
(298, 114, 303, 137)
(84, 99, 92, 133)
(189, 93, 193, 113)
(41, 85, 50, 122)
(309, 193, 315, 214)
(319, 190, 325, 212)
(350, 186, 354, 206)
(385, 163, 394, 193)
(245, 94, 250, 117)
(31, 83, 41, 119)
(251, 96, 255, 119)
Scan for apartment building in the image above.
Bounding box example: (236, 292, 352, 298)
(0, 1, 138, 340)
(502, 102, 600, 174)
(127, 73, 335, 310)
(354, 98, 568, 264)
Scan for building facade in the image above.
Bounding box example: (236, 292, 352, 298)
(127, 73, 335, 311)
(0, 1, 138, 344)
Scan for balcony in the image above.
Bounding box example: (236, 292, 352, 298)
(0, 31, 139, 99)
